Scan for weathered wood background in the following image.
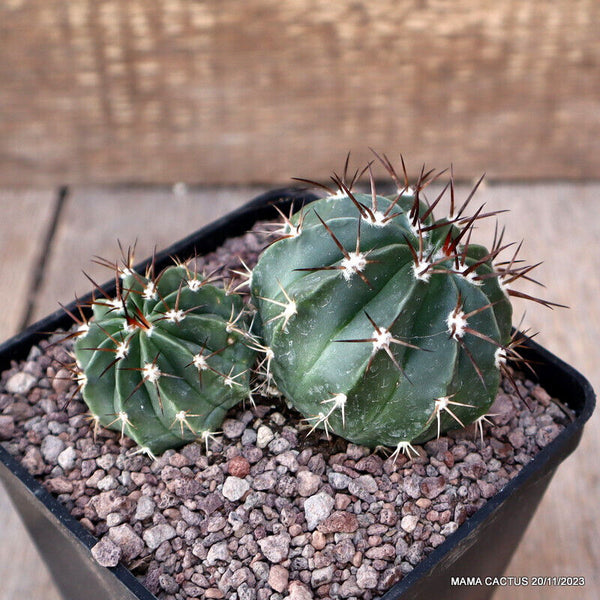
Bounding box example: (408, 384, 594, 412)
(2, 0, 599, 187)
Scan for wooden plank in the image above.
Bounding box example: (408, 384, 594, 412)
(474, 183, 600, 600)
(0, 190, 61, 600)
(0, 192, 57, 342)
(1, 1, 599, 186)
(31, 185, 266, 322)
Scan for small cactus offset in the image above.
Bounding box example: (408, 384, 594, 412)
(252, 155, 556, 456)
(69, 251, 256, 456)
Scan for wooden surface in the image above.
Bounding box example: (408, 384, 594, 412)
(2, 0, 600, 186)
(0, 181, 599, 599)
(0, 192, 56, 339)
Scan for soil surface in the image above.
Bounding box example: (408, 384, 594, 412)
(0, 224, 571, 600)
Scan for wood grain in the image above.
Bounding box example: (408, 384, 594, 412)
(1, 0, 599, 186)
(0, 191, 61, 600)
(30, 185, 266, 322)
(0, 192, 56, 342)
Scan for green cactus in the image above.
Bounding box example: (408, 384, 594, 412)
(251, 157, 548, 456)
(70, 253, 256, 456)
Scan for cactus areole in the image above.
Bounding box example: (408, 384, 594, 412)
(72, 262, 255, 455)
(252, 166, 524, 452)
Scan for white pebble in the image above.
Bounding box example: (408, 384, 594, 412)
(304, 492, 334, 531)
(97, 475, 118, 491)
(400, 514, 419, 533)
(6, 372, 36, 395)
(256, 425, 275, 448)
(206, 540, 230, 565)
(222, 476, 250, 501)
(57, 446, 77, 471)
(40, 435, 65, 464)
(143, 523, 176, 550)
(258, 533, 291, 563)
(356, 563, 378, 589)
(135, 495, 156, 521)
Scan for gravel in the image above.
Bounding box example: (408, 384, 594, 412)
(5, 371, 36, 395)
(304, 492, 335, 531)
(0, 223, 571, 600)
(222, 476, 251, 501)
(91, 537, 122, 568)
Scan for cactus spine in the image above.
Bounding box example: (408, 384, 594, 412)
(71, 253, 255, 455)
(251, 157, 545, 455)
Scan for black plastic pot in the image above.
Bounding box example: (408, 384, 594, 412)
(0, 189, 595, 600)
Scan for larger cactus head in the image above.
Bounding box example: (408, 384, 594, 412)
(252, 156, 554, 455)
(68, 250, 256, 456)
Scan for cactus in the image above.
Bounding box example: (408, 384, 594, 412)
(251, 156, 555, 456)
(68, 251, 256, 456)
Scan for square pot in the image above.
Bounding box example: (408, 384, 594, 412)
(0, 188, 595, 600)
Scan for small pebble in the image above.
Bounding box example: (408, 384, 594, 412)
(356, 563, 378, 589)
(0, 415, 15, 440)
(45, 477, 73, 494)
(328, 472, 351, 490)
(108, 523, 144, 561)
(258, 533, 290, 563)
(297, 470, 321, 496)
(311, 530, 326, 550)
(6, 371, 36, 394)
(317, 511, 358, 533)
(288, 580, 313, 600)
(420, 476, 446, 499)
(91, 537, 121, 568)
(97, 475, 118, 491)
(96, 454, 116, 471)
(348, 474, 378, 500)
(256, 425, 274, 448)
(143, 523, 176, 550)
(134, 495, 155, 521)
(57, 446, 77, 471)
(304, 492, 334, 531)
(401, 515, 419, 533)
(311, 565, 334, 587)
(222, 418, 246, 439)
(206, 541, 230, 565)
(40, 435, 65, 463)
(222, 476, 250, 501)
(228, 455, 251, 478)
(268, 564, 289, 593)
